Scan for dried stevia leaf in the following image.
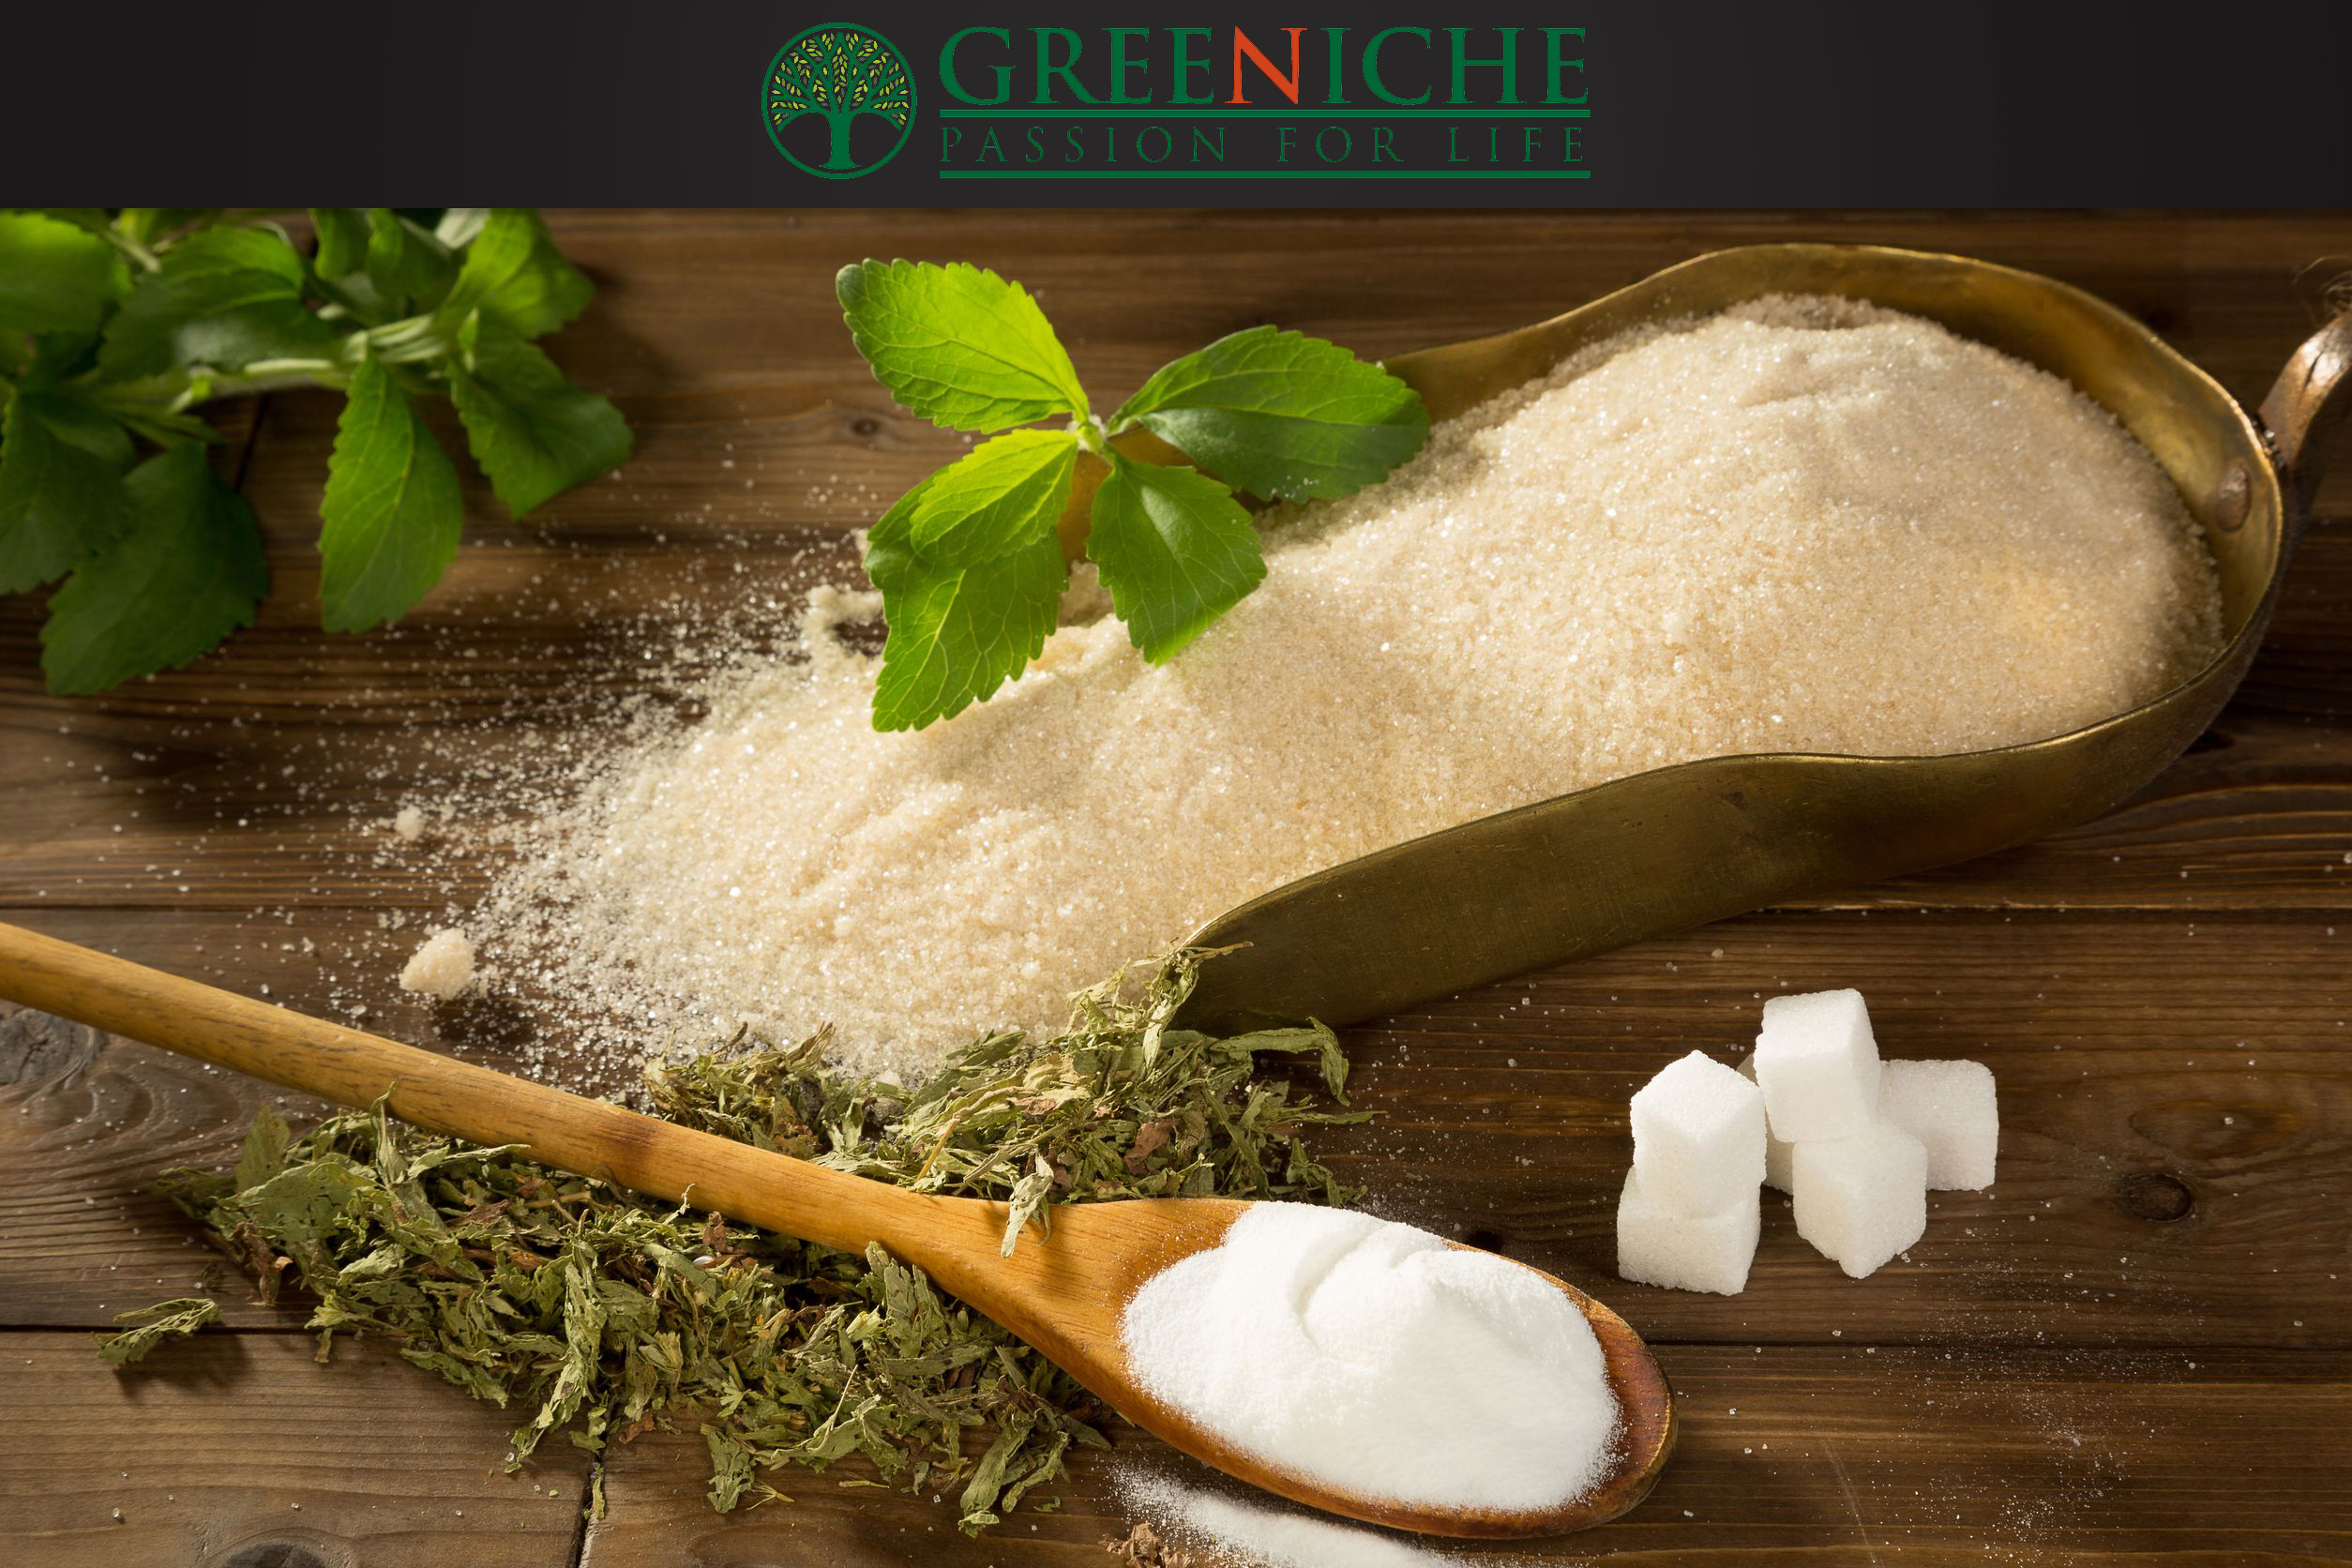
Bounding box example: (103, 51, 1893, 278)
(130, 948, 1365, 1533)
(96, 1296, 220, 1366)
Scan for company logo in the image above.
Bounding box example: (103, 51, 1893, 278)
(762, 24, 917, 179)
(931, 26, 1588, 184)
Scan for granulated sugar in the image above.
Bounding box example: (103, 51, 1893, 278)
(1119, 1203, 1618, 1512)
(472, 297, 2221, 1076)
(1114, 1470, 1472, 1568)
(398, 928, 475, 1001)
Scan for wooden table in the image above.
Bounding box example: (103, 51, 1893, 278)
(3, 211, 2347, 1567)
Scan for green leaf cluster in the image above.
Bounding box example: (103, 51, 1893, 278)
(838, 260, 1428, 731)
(0, 208, 629, 691)
(125, 949, 1365, 1532)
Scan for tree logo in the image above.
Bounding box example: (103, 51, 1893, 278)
(762, 24, 917, 179)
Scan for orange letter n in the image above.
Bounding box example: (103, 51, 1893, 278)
(1230, 27, 1304, 103)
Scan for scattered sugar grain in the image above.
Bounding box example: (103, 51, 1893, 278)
(468, 297, 2222, 1078)
(1114, 1470, 1464, 1568)
(399, 928, 475, 1001)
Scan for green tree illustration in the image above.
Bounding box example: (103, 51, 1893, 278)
(767, 30, 913, 172)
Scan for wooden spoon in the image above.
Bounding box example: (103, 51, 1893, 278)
(0, 919, 1672, 1537)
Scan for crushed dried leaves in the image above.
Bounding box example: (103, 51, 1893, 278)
(106, 949, 1365, 1531)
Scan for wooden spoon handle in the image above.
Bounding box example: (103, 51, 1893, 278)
(0, 919, 943, 1256)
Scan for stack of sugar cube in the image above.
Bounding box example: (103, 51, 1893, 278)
(1615, 1050, 1767, 1295)
(1741, 988, 1999, 1279)
(1616, 988, 2000, 1293)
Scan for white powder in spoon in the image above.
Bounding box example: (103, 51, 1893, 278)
(1118, 1203, 1619, 1514)
(465, 296, 2221, 1078)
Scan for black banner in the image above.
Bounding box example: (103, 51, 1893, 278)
(12, 1, 2349, 206)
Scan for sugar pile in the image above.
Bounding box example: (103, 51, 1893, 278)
(470, 297, 2221, 1077)
(398, 928, 475, 1001)
(1118, 1203, 1619, 1513)
(1114, 1470, 1470, 1568)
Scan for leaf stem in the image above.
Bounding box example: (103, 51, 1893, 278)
(93, 358, 354, 417)
(104, 228, 162, 274)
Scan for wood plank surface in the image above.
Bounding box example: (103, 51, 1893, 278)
(0, 520, 2346, 915)
(6, 905, 2344, 1352)
(2, 210, 2348, 1565)
(0, 1333, 591, 1568)
(578, 1348, 2352, 1568)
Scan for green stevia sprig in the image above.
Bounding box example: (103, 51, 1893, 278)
(838, 259, 1429, 731)
(0, 208, 629, 692)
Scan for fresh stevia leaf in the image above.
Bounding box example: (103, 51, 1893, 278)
(0, 210, 129, 333)
(431, 207, 489, 249)
(318, 354, 466, 632)
(861, 470, 933, 592)
(24, 330, 104, 385)
(1086, 453, 1266, 662)
(871, 528, 1066, 731)
(904, 429, 1078, 568)
(41, 444, 268, 695)
(32, 208, 113, 235)
(366, 209, 456, 309)
(446, 323, 632, 514)
(837, 260, 1089, 432)
(115, 209, 219, 246)
(98, 227, 339, 379)
(153, 225, 307, 283)
(438, 208, 593, 339)
(1114, 324, 1429, 501)
(25, 390, 140, 469)
(0, 386, 134, 593)
(309, 207, 370, 279)
(95, 1297, 220, 1367)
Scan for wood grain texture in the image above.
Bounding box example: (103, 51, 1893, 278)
(0, 1333, 591, 1568)
(4, 905, 2344, 1353)
(578, 1347, 2352, 1568)
(1, 211, 2348, 1563)
(0, 922, 1676, 1538)
(0, 523, 2344, 914)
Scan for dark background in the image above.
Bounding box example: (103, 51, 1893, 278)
(11, 0, 2348, 205)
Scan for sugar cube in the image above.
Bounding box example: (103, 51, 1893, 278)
(1616, 1168, 1759, 1295)
(1877, 1058, 1998, 1190)
(1629, 1050, 1766, 1215)
(1734, 1052, 1796, 1192)
(1790, 1123, 1927, 1279)
(1754, 988, 1881, 1140)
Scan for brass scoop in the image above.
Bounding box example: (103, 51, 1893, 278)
(1116, 244, 2352, 1032)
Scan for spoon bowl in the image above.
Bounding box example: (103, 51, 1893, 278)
(927, 1195, 1674, 1538)
(0, 921, 1670, 1539)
